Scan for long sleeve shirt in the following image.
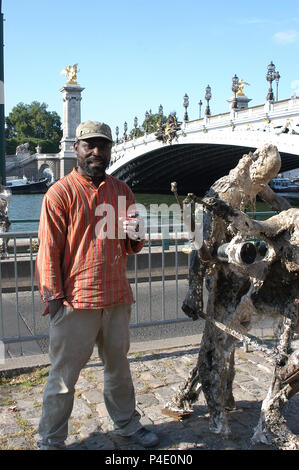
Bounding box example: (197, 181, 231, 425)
(35, 168, 143, 315)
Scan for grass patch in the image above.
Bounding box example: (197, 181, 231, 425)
(15, 414, 32, 432)
(131, 352, 142, 359)
(6, 367, 50, 389)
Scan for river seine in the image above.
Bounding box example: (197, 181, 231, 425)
(7, 192, 184, 232)
(7, 192, 297, 233)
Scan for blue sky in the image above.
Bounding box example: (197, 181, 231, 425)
(2, 0, 299, 138)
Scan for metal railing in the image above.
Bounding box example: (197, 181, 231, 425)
(0, 211, 280, 359)
(0, 229, 192, 359)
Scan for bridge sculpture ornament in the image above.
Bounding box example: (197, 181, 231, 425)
(236, 78, 250, 96)
(61, 64, 79, 85)
(155, 113, 181, 145)
(163, 144, 299, 450)
(16, 142, 30, 155)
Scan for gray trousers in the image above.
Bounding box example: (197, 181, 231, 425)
(39, 304, 141, 445)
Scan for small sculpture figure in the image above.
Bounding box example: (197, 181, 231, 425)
(16, 142, 30, 155)
(61, 64, 79, 85)
(236, 78, 250, 96)
(155, 113, 181, 144)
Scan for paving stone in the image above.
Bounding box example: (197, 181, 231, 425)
(75, 377, 96, 391)
(98, 416, 114, 433)
(96, 402, 109, 418)
(78, 419, 101, 437)
(238, 381, 266, 396)
(234, 372, 252, 383)
(136, 393, 159, 408)
(71, 398, 92, 419)
(0, 408, 21, 435)
(139, 371, 164, 388)
(5, 436, 31, 450)
(145, 405, 169, 422)
(81, 368, 105, 384)
(153, 385, 178, 402)
(81, 389, 104, 404)
(16, 400, 41, 428)
(163, 373, 184, 385)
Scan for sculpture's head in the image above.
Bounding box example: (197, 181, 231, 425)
(249, 144, 281, 190)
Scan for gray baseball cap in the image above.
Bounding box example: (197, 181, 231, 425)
(75, 120, 113, 142)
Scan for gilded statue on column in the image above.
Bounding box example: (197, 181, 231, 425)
(236, 78, 250, 96)
(61, 64, 79, 85)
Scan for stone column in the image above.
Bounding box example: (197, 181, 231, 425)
(59, 84, 84, 177)
(227, 94, 252, 111)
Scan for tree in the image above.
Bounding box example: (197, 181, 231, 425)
(5, 101, 62, 154)
(128, 111, 168, 140)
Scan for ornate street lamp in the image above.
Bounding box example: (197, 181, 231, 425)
(133, 116, 138, 137)
(124, 121, 128, 140)
(158, 104, 163, 124)
(183, 93, 189, 121)
(205, 85, 211, 116)
(266, 61, 277, 101)
(145, 111, 150, 134)
(231, 74, 239, 109)
(198, 100, 203, 119)
(115, 126, 119, 144)
(275, 70, 281, 101)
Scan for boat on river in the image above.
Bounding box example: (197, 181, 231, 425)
(269, 177, 299, 195)
(4, 176, 50, 194)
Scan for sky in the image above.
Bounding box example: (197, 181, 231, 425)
(2, 0, 299, 139)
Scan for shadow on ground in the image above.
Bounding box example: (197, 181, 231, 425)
(66, 399, 279, 451)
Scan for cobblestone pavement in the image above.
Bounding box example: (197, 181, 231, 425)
(0, 343, 298, 451)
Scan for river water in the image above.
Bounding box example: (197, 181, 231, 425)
(7, 192, 298, 233)
(7, 192, 183, 232)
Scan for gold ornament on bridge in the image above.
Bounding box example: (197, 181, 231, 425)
(236, 78, 250, 96)
(155, 114, 181, 144)
(61, 64, 79, 85)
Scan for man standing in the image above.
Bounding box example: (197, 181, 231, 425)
(36, 121, 159, 450)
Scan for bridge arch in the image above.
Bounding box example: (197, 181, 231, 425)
(108, 137, 299, 195)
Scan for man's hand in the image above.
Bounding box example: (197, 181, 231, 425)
(48, 299, 63, 319)
(123, 214, 145, 241)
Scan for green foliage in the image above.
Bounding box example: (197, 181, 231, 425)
(129, 127, 144, 139)
(128, 112, 168, 139)
(5, 101, 62, 154)
(144, 113, 168, 134)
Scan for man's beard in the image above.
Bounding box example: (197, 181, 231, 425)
(79, 157, 108, 178)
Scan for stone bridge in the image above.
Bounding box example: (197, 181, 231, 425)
(5, 97, 299, 193)
(107, 97, 299, 194)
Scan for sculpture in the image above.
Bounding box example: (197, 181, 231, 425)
(0, 185, 11, 258)
(61, 64, 79, 85)
(16, 142, 30, 155)
(155, 113, 181, 144)
(164, 144, 299, 450)
(236, 78, 250, 96)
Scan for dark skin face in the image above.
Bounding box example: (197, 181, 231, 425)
(74, 137, 112, 186)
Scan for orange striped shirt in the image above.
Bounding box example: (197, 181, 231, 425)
(35, 168, 143, 314)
